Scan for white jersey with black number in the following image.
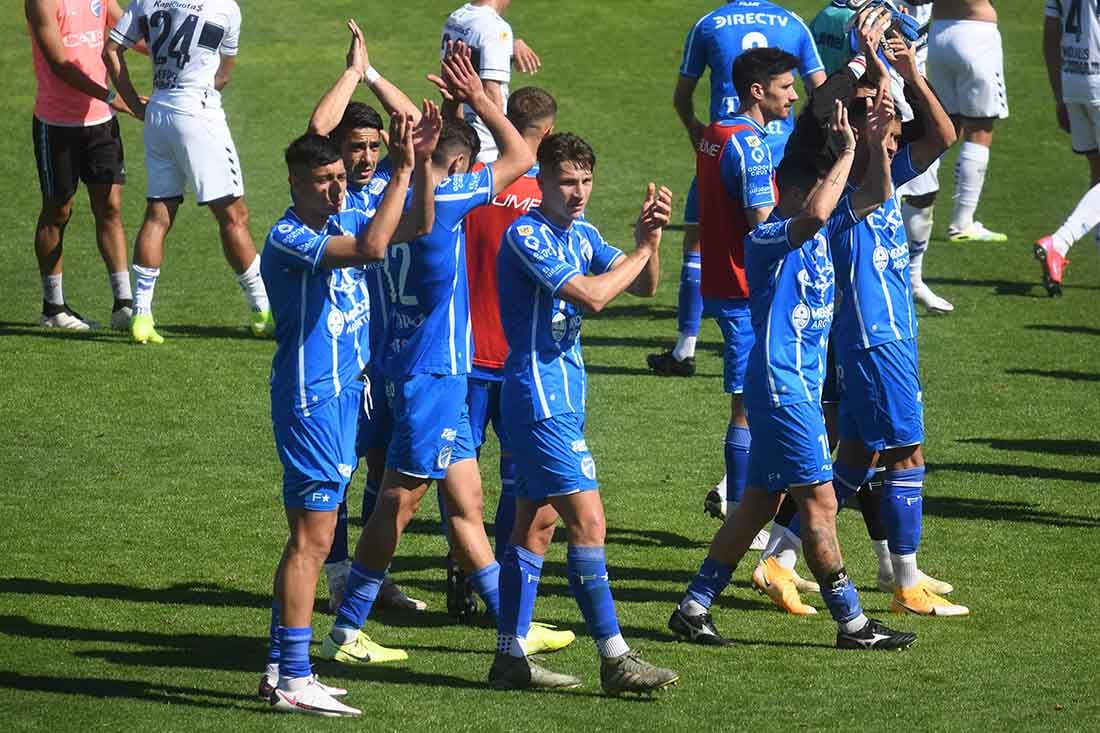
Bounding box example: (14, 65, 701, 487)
(442, 3, 513, 162)
(109, 0, 241, 114)
(1046, 0, 1100, 103)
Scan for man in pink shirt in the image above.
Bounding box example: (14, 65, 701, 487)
(26, 0, 140, 330)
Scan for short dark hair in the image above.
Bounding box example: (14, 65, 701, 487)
(285, 133, 342, 175)
(508, 87, 558, 132)
(332, 102, 383, 142)
(732, 47, 800, 102)
(537, 132, 596, 174)
(433, 117, 480, 166)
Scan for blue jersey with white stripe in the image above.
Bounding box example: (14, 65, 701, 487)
(718, 115, 776, 209)
(743, 198, 861, 408)
(261, 207, 375, 417)
(679, 1, 823, 160)
(831, 147, 922, 352)
(498, 210, 624, 425)
(345, 158, 394, 362)
(381, 166, 494, 379)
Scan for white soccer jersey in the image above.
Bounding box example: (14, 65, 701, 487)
(109, 0, 241, 114)
(442, 3, 513, 162)
(1046, 0, 1100, 103)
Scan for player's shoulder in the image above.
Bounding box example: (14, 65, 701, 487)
(439, 168, 491, 195)
(266, 208, 320, 256)
(506, 212, 540, 239)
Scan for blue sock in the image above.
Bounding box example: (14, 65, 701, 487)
(566, 545, 621, 642)
(334, 563, 385, 631)
(325, 501, 349, 565)
(724, 424, 751, 505)
(498, 545, 542, 641)
(469, 562, 502, 622)
(361, 478, 380, 523)
(882, 466, 925, 554)
(267, 600, 280, 665)
(494, 455, 517, 561)
(786, 512, 802, 539)
(685, 556, 733, 610)
(277, 626, 312, 680)
(677, 251, 703, 336)
(834, 462, 874, 501)
(821, 568, 864, 624)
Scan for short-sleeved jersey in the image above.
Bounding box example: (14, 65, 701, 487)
(1046, 0, 1100, 104)
(109, 0, 241, 114)
(261, 207, 375, 417)
(381, 165, 494, 379)
(498, 210, 624, 425)
(743, 198, 861, 408)
(697, 115, 776, 299)
(809, 1, 856, 75)
(679, 1, 823, 161)
(344, 157, 394, 362)
(30, 0, 114, 127)
(442, 3, 513, 162)
(466, 163, 541, 372)
(831, 147, 923, 353)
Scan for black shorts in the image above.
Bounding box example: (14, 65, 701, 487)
(33, 116, 126, 202)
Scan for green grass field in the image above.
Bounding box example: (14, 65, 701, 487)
(2, 0, 1099, 729)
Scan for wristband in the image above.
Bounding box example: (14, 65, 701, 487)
(365, 66, 381, 84)
(847, 55, 868, 79)
(105, 89, 117, 104)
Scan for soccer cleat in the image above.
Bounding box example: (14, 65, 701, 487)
(749, 527, 771, 552)
(1033, 236, 1067, 297)
(446, 553, 479, 623)
(947, 221, 1007, 243)
(488, 652, 582, 690)
(325, 560, 350, 614)
(259, 673, 347, 701)
(703, 489, 725, 520)
(836, 618, 917, 650)
(270, 677, 361, 717)
(600, 650, 679, 696)
(40, 304, 98, 331)
(110, 302, 133, 330)
(912, 283, 954, 313)
(251, 309, 275, 337)
(377, 576, 428, 612)
(318, 629, 409, 664)
(667, 608, 736, 647)
(525, 622, 575, 654)
(130, 314, 164, 344)
(646, 349, 696, 377)
(790, 567, 820, 594)
(751, 557, 817, 616)
(877, 568, 954, 596)
(891, 585, 969, 616)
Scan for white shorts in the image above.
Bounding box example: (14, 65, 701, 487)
(927, 20, 1009, 120)
(897, 158, 941, 198)
(143, 104, 245, 204)
(1067, 102, 1100, 155)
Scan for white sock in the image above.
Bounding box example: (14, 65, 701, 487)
(43, 274, 64, 306)
(871, 539, 891, 578)
(713, 474, 727, 497)
(497, 633, 528, 658)
(132, 265, 160, 316)
(329, 626, 357, 645)
(902, 201, 934, 287)
(278, 675, 311, 693)
(672, 333, 697, 361)
(1052, 182, 1100, 256)
(264, 662, 279, 681)
(774, 528, 802, 570)
(909, 250, 925, 288)
(679, 597, 707, 617)
(236, 256, 269, 313)
(760, 522, 786, 560)
(725, 499, 739, 520)
(109, 271, 132, 302)
(596, 633, 630, 659)
(951, 142, 990, 231)
(839, 613, 869, 634)
(891, 552, 920, 589)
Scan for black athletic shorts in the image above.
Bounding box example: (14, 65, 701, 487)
(32, 116, 126, 202)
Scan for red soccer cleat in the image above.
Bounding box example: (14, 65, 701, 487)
(1033, 236, 1068, 297)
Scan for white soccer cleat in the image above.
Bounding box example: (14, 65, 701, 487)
(270, 677, 361, 717)
(259, 673, 347, 701)
(110, 304, 133, 331)
(749, 527, 771, 552)
(912, 283, 954, 313)
(947, 221, 1007, 243)
(40, 307, 98, 331)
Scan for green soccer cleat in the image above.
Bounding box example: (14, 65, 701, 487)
(525, 622, 575, 654)
(318, 630, 408, 664)
(131, 314, 164, 344)
(600, 649, 679, 696)
(488, 653, 582, 690)
(251, 310, 275, 337)
(947, 222, 1007, 243)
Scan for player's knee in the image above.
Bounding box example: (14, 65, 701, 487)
(903, 192, 937, 209)
(568, 508, 606, 546)
(215, 197, 250, 230)
(40, 197, 74, 228)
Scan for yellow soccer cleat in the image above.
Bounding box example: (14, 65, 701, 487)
(131, 314, 164, 344)
(318, 630, 408, 664)
(891, 585, 969, 617)
(525, 621, 575, 654)
(790, 567, 820, 594)
(251, 310, 275, 338)
(752, 557, 817, 616)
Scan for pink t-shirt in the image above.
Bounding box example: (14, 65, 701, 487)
(31, 0, 113, 127)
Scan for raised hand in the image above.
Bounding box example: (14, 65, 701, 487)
(346, 19, 369, 82)
(512, 38, 541, 74)
(827, 98, 857, 157)
(427, 40, 485, 105)
(388, 112, 415, 173)
(412, 99, 443, 162)
(854, 5, 892, 58)
(865, 89, 896, 148)
(884, 31, 919, 83)
(636, 183, 673, 248)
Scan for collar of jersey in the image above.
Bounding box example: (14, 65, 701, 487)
(718, 114, 768, 137)
(284, 206, 339, 234)
(529, 207, 576, 236)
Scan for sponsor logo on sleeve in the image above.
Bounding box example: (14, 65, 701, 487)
(517, 224, 534, 236)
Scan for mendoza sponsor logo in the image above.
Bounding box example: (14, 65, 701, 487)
(873, 245, 890, 272)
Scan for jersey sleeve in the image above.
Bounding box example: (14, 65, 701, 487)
(221, 3, 242, 56)
(678, 15, 708, 78)
(434, 166, 495, 230)
(889, 145, 922, 188)
(793, 13, 826, 78)
(265, 219, 330, 273)
(107, 0, 143, 48)
(745, 218, 795, 264)
(504, 222, 581, 296)
(477, 18, 513, 83)
(720, 133, 775, 210)
(824, 194, 862, 239)
(1044, 0, 1063, 18)
(583, 223, 625, 275)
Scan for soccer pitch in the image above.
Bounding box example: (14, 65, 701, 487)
(1, 0, 1098, 728)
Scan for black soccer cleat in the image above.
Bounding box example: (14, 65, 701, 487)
(446, 553, 479, 623)
(646, 350, 696, 377)
(836, 618, 917, 651)
(667, 608, 736, 647)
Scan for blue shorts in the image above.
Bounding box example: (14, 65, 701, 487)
(386, 373, 477, 480)
(272, 383, 363, 510)
(467, 372, 509, 452)
(703, 297, 753, 394)
(746, 401, 833, 493)
(356, 368, 391, 457)
(837, 338, 924, 451)
(684, 176, 698, 226)
(508, 412, 599, 501)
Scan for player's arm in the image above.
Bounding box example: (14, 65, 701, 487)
(721, 136, 775, 227)
(214, 55, 235, 91)
(213, 4, 241, 91)
(848, 96, 894, 217)
(673, 76, 706, 149)
(388, 100, 443, 245)
(512, 38, 541, 73)
(624, 184, 673, 297)
(1043, 11, 1070, 133)
(106, 0, 147, 55)
(786, 101, 858, 246)
(884, 32, 955, 170)
(102, 40, 145, 121)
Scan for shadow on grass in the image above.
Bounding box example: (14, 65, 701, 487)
(922, 495, 1100, 528)
(0, 671, 251, 711)
(0, 321, 121, 341)
(931, 460, 1100, 486)
(591, 303, 677, 320)
(582, 334, 724, 353)
(1022, 324, 1100, 337)
(158, 324, 259, 340)
(921, 277, 1037, 296)
(1005, 368, 1100, 383)
(957, 437, 1100, 457)
(0, 579, 270, 609)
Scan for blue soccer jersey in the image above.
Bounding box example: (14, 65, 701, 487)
(261, 207, 375, 416)
(497, 209, 624, 425)
(679, 1, 823, 160)
(344, 157, 395, 363)
(831, 147, 922, 353)
(381, 165, 494, 379)
(743, 197, 862, 408)
(718, 115, 776, 210)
